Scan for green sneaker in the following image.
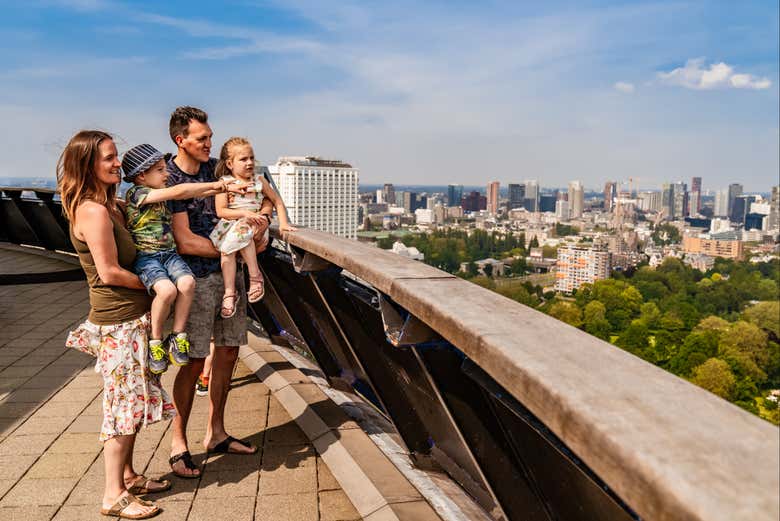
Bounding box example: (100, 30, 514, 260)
(168, 333, 190, 366)
(148, 340, 169, 374)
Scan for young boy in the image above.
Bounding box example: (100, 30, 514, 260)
(122, 144, 246, 373)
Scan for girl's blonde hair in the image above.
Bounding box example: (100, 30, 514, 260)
(56, 130, 116, 222)
(215, 136, 252, 179)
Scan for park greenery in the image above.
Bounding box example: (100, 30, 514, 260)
(376, 230, 780, 423)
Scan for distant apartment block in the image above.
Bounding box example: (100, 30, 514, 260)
(269, 156, 358, 239)
(682, 235, 743, 260)
(637, 191, 662, 212)
(555, 245, 611, 293)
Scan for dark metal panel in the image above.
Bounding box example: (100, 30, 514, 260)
(0, 196, 41, 246)
(14, 199, 70, 251)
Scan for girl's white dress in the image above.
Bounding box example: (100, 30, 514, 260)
(209, 173, 267, 254)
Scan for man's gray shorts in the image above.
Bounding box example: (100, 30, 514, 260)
(186, 271, 247, 358)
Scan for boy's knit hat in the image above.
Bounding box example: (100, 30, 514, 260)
(122, 144, 165, 182)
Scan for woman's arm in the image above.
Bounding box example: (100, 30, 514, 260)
(141, 179, 247, 205)
(75, 202, 145, 290)
(261, 179, 297, 231)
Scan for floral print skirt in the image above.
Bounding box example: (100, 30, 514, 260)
(65, 313, 176, 441)
(210, 217, 269, 255)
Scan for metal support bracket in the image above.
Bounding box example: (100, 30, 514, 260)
(290, 246, 334, 273)
(378, 296, 439, 347)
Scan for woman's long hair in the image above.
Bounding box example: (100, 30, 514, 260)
(215, 136, 251, 179)
(57, 130, 116, 222)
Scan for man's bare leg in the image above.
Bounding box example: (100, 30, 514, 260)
(203, 345, 256, 453)
(170, 357, 205, 476)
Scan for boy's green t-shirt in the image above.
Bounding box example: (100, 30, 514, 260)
(124, 185, 175, 253)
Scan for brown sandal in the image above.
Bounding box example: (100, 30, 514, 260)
(127, 475, 171, 495)
(100, 492, 160, 519)
(248, 275, 264, 303)
(220, 292, 240, 319)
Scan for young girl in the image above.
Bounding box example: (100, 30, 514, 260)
(210, 137, 296, 318)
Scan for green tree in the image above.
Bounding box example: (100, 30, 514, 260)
(482, 263, 493, 278)
(743, 301, 780, 340)
(691, 358, 736, 399)
(616, 321, 650, 355)
(651, 224, 681, 246)
(583, 301, 611, 341)
(529, 236, 539, 248)
(639, 302, 661, 328)
(466, 261, 478, 278)
(718, 321, 770, 384)
(510, 257, 528, 275)
(669, 330, 719, 376)
(548, 301, 583, 328)
(376, 236, 394, 249)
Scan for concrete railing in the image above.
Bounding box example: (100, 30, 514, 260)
(266, 226, 779, 521)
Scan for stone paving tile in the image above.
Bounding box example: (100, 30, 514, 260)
(0, 433, 57, 456)
(256, 492, 319, 521)
(0, 505, 59, 520)
(319, 489, 362, 521)
(0, 477, 78, 507)
(26, 451, 96, 479)
(317, 456, 341, 491)
(52, 504, 118, 521)
(12, 415, 73, 436)
(189, 496, 255, 521)
(0, 454, 38, 482)
(197, 469, 259, 498)
(47, 433, 103, 454)
(259, 445, 318, 496)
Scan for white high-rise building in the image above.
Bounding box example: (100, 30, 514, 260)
(568, 180, 584, 219)
(555, 200, 569, 220)
(268, 156, 359, 239)
(714, 189, 729, 218)
(555, 245, 611, 293)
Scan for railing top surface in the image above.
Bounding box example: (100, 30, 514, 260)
(274, 226, 780, 521)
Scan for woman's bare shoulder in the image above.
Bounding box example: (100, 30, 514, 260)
(76, 201, 110, 220)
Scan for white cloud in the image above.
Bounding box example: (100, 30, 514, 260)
(614, 81, 635, 93)
(658, 58, 771, 90)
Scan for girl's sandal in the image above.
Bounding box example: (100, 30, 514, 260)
(248, 275, 265, 303)
(221, 292, 240, 319)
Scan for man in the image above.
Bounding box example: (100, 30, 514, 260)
(165, 106, 274, 478)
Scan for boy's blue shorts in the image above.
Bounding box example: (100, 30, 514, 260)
(133, 249, 194, 294)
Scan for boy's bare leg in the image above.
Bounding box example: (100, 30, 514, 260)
(150, 279, 177, 340)
(203, 345, 256, 454)
(172, 275, 196, 333)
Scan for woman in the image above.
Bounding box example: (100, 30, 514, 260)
(59, 130, 175, 519)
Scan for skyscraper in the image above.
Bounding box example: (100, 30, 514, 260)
(568, 180, 584, 219)
(383, 184, 395, 207)
(447, 184, 463, 208)
(269, 156, 359, 239)
(770, 186, 779, 231)
(714, 189, 729, 217)
(690, 177, 702, 216)
(604, 181, 617, 211)
(524, 180, 539, 212)
(508, 183, 525, 210)
(728, 183, 743, 221)
(732, 195, 756, 224)
(662, 182, 687, 220)
(487, 181, 500, 215)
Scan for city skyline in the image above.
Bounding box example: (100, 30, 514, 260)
(1, 1, 778, 190)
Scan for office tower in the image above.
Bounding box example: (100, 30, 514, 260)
(662, 182, 687, 220)
(383, 184, 395, 206)
(690, 177, 702, 215)
(269, 156, 358, 239)
(637, 191, 661, 212)
(555, 245, 611, 293)
(487, 181, 500, 215)
(744, 213, 765, 231)
(568, 180, 584, 219)
(395, 191, 405, 208)
(539, 194, 556, 213)
(447, 184, 463, 207)
(403, 192, 425, 213)
(461, 191, 487, 212)
(714, 189, 729, 217)
(770, 186, 780, 231)
(375, 189, 384, 204)
(731, 195, 756, 224)
(524, 180, 539, 212)
(728, 183, 743, 221)
(555, 200, 569, 220)
(508, 183, 525, 210)
(604, 181, 617, 211)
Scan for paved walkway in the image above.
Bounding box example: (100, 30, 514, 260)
(0, 278, 362, 520)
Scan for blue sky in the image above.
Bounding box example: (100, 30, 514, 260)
(1, 0, 777, 191)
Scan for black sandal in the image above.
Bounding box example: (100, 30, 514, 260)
(168, 451, 201, 479)
(209, 435, 258, 455)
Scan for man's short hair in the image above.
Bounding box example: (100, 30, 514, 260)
(169, 106, 208, 144)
